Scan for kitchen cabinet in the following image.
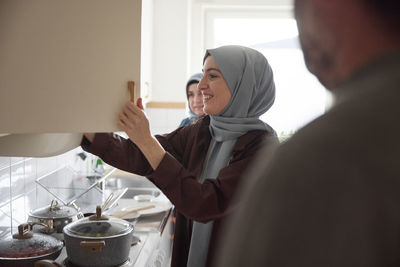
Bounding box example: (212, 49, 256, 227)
(0, 0, 141, 133)
(0, 0, 141, 156)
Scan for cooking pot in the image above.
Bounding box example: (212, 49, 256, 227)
(63, 206, 134, 267)
(0, 223, 63, 267)
(28, 200, 83, 234)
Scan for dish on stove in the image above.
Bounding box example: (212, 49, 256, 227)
(0, 223, 63, 265)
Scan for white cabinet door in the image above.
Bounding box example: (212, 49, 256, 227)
(0, 0, 142, 133)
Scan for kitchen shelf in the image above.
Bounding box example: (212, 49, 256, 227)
(35, 166, 116, 206)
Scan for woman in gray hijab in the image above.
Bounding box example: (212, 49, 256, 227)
(82, 45, 278, 267)
(179, 72, 205, 127)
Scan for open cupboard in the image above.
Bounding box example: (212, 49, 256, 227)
(0, 0, 142, 156)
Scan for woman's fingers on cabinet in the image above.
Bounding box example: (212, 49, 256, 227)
(136, 98, 144, 110)
(126, 101, 142, 115)
(119, 111, 134, 129)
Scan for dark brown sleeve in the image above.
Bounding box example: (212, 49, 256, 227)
(80, 122, 195, 176)
(149, 132, 277, 223)
(81, 133, 154, 176)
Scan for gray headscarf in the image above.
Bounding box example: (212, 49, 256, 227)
(208, 45, 276, 141)
(187, 45, 276, 267)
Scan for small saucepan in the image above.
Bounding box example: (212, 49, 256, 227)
(0, 223, 63, 267)
(28, 200, 83, 234)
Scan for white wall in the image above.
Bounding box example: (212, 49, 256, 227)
(147, 108, 187, 135)
(146, 0, 190, 103)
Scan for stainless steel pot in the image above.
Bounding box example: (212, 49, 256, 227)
(28, 200, 83, 234)
(63, 206, 134, 267)
(0, 223, 63, 267)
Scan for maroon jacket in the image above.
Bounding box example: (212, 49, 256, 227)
(81, 116, 278, 267)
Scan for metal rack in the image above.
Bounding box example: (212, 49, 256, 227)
(35, 166, 116, 206)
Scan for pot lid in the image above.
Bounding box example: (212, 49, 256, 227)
(29, 200, 79, 219)
(0, 224, 63, 259)
(64, 206, 132, 238)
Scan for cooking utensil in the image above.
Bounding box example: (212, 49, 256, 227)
(0, 223, 63, 267)
(63, 206, 134, 267)
(112, 199, 172, 218)
(111, 205, 155, 218)
(106, 187, 129, 211)
(101, 192, 114, 211)
(28, 199, 83, 234)
(100, 188, 129, 214)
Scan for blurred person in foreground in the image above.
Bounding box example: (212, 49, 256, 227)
(215, 0, 400, 266)
(179, 73, 205, 127)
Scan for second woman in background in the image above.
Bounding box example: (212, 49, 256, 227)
(179, 73, 205, 127)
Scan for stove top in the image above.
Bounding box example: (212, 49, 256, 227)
(63, 258, 132, 267)
(54, 233, 148, 267)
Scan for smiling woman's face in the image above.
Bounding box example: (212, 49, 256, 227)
(187, 83, 205, 116)
(198, 56, 232, 115)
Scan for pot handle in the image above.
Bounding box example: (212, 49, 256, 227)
(28, 221, 54, 234)
(13, 222, 50, 239)
(80, 240, 106, 253)
(49, 199, 61, 211)
(13, 223, 33, 239)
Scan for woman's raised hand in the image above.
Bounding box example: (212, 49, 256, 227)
(118, 98, 151, 145)
(117, 98, 166, 170)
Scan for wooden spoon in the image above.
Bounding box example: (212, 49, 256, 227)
(112, 205, 155, 218)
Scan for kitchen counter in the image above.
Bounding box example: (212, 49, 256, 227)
(117, 190, 174, 267)
(135, 209, 174, 267)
